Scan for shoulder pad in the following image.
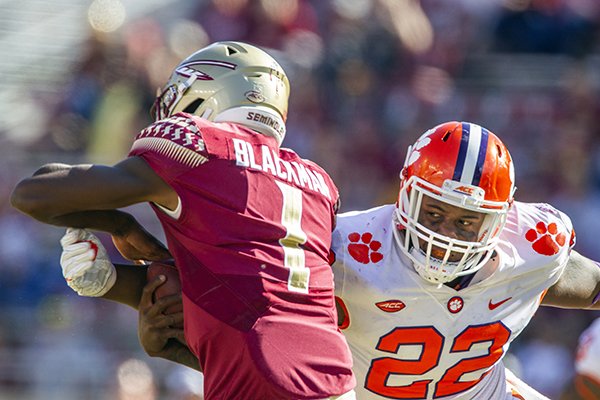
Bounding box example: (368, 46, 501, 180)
(132, 114, 208, 168)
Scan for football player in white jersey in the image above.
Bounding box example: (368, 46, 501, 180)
(329, 121, 600, 400)
(560, 318, 600, 400)
(57, 121, 600, 400)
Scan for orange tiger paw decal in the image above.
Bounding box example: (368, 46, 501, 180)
(525, 221, 566, 256)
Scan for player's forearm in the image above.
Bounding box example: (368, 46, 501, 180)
(11, 163, 91, 220)
(11, 162, 153, 223)
(587, 257, 600, 310)
(12, 164, 137, 231)
(543, 251, 600, 309)
(11, 189, 133, 229)
(154, 339, 202, 372)
(589, 288, 600, 310)
(39, 209, 138, 236)
(101, 264, 148, 309)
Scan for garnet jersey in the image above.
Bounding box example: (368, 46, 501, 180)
(129, 113, 355, 399)
(331, 202, 574, 400)
(575, 318, 600, 383)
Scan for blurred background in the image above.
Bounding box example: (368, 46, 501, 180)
(1, 0, 600, 398)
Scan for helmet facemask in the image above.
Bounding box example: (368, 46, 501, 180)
(394, 176, 512, 285)
(152, 75, 199, 121)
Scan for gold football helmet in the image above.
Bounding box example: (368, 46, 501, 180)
(153, 41, 290, 144)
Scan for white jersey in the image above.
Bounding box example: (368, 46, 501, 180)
(331, 202, 574, 400)
(575, 318, 600, 382)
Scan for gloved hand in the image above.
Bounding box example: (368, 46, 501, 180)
(59, 228, 116, 297)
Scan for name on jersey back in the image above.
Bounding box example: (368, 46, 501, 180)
(232, 138, 331, 200)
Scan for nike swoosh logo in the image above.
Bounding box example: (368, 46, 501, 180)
(488, 297, 512, 310)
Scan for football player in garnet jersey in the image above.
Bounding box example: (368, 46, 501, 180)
(560, 318, 600, 400)
(57, 121, 600, 400)
(11, 41, 356, 400)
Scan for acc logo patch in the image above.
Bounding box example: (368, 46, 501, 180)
(376, 300, 406, 313)
(525, 221, 566, 256)
(347, 232, 383, 264)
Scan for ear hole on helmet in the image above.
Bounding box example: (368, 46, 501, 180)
(183, 99, 204, 114)
(442, 130, 452, 142)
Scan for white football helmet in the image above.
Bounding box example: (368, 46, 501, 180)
(153, 41, 290, 144)
(394, 121, 516, 284)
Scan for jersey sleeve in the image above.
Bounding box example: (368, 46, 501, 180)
(538, 203, 575, 286)
(128, 113, 210, 183)
(509, 202, 575, 288)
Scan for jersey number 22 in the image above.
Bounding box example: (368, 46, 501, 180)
(365, 322, 511, 398)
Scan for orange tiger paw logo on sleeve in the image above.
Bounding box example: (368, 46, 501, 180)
(525, 221, 566, 256)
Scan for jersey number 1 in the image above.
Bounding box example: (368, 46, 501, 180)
(275, 181, 309, 293)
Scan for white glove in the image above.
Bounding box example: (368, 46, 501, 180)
(60, 228, 117, 297)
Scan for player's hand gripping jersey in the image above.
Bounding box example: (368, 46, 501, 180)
(129, 113, 355, 399)
(331, 202, 574, 400)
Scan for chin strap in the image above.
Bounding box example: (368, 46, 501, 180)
(214, 106, 286, 145)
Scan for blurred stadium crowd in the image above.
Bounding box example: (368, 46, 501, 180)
(1, 0, 600, 398)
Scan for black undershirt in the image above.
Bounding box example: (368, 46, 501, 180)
(444, 252, 497, 291)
